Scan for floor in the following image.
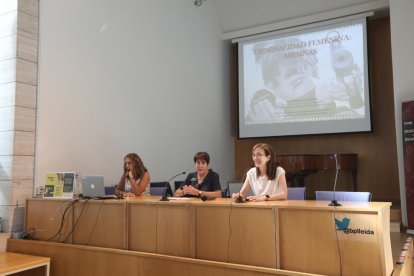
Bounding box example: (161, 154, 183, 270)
(391, 232, 412, 264)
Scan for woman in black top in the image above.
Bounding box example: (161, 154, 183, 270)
(174, 152, 222, 198)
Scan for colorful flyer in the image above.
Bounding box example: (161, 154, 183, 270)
(44, 172, 76, 198)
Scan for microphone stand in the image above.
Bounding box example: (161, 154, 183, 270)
(160, 171, 186, 201)
(329, 154, 341, 206)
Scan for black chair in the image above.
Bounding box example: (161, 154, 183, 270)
(150, 182, 173, 197)
(174, 181, 184, 192)
(104, 186, 116, 195)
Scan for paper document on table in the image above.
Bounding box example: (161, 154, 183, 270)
(168, 197, 193, 200)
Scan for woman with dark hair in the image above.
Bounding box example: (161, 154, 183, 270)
(232, 143, 287, 201)
(115, 153, 150, 197)
(174, 152, 222, 198)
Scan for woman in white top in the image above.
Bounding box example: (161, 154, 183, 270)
(232, 143, 288, 201)
(115, 153, 150, 197)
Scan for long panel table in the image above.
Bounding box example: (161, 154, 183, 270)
(24, 197, 393, 276)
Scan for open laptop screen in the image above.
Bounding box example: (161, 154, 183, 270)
(81, 176, 106, 198)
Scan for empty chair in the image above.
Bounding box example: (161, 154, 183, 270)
(227, 182, 254, 197)
(315, 191, 372, 202)
(150, 182, 173, 197)
(150, 187, 167, 196)
(287, 187, 306, 200)
(104, 186, 116, 195)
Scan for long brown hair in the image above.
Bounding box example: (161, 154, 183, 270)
(124, 153, 147, 180)
(252, 143, 279, 180)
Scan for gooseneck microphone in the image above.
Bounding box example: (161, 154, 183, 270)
(329, 154, 341, 206)
(160, 171, 186, 201)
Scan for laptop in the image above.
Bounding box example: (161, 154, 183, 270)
(81, 176, 115, 199)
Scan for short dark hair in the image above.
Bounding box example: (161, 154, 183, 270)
(193, 152, 210, 165)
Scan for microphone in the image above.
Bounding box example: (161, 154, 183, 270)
(160, 171, 186, 201)
(190, 177, 197, 187)
(235, 193, 248, 203)
(329, 154, 341, 206)
(201, 195, 216, 201)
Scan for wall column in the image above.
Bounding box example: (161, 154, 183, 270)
(0, 0, 38, 240)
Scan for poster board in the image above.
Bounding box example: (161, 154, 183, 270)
(402, 101, 414, 234)
(44, 172, 76, 198)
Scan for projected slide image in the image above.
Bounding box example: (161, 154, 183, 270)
(243, 24, 365, 125)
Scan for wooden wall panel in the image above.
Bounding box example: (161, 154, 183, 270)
(72, 200, 126, 249)
(25, 199, 73, 242)
(128, 203, 157, 252)
(278, 208, 386, 275)
(195, 205, 231, 262)
(232, 17, 399, 203)
(156, 204, 193, 258)
(7, 239, 316, 276)
(22, 198, 393, 275)
(228, 207, 276, 268)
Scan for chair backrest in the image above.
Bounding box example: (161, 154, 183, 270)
(287, 187, 306, 200)
(315, 191, 372, 202)
(150, 187, 167, 196)
(174, 181, 184, 192)
(227, 182, 254, 197)
(150, 182, 173, 196)
(104, 186, 116, 195)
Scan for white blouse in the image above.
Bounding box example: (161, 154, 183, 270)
(125, 178, 150, 196)
(247, 166, 285, 196)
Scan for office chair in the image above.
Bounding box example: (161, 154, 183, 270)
(174, 181, 184, 192)
(315, 191, 372, 202)
(227, 182, 254, 197)
(150, 182, 173, 197)
(287, 187, 307, 200)
(104, 186, 116, 195)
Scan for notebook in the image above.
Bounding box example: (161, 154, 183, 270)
(81, 175, 115, 199)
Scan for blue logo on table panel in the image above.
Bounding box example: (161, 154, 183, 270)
(335, 217, 374, 235)
(335, 218, 350, 230)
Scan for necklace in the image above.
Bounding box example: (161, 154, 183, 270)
(197, 173, 206, 183)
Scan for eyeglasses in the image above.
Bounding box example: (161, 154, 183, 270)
(252, 153, 266, 158)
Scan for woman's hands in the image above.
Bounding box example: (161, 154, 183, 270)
(176, 185, 200, 197)
(246, 195, 267, 202)
(126, 168, 135, 180)
(231, 193, 241, 199)
(231, 194, 267, 201)
(182, 185, 199, 196)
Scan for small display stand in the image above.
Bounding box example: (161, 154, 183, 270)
(43, 172, 76, 199)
